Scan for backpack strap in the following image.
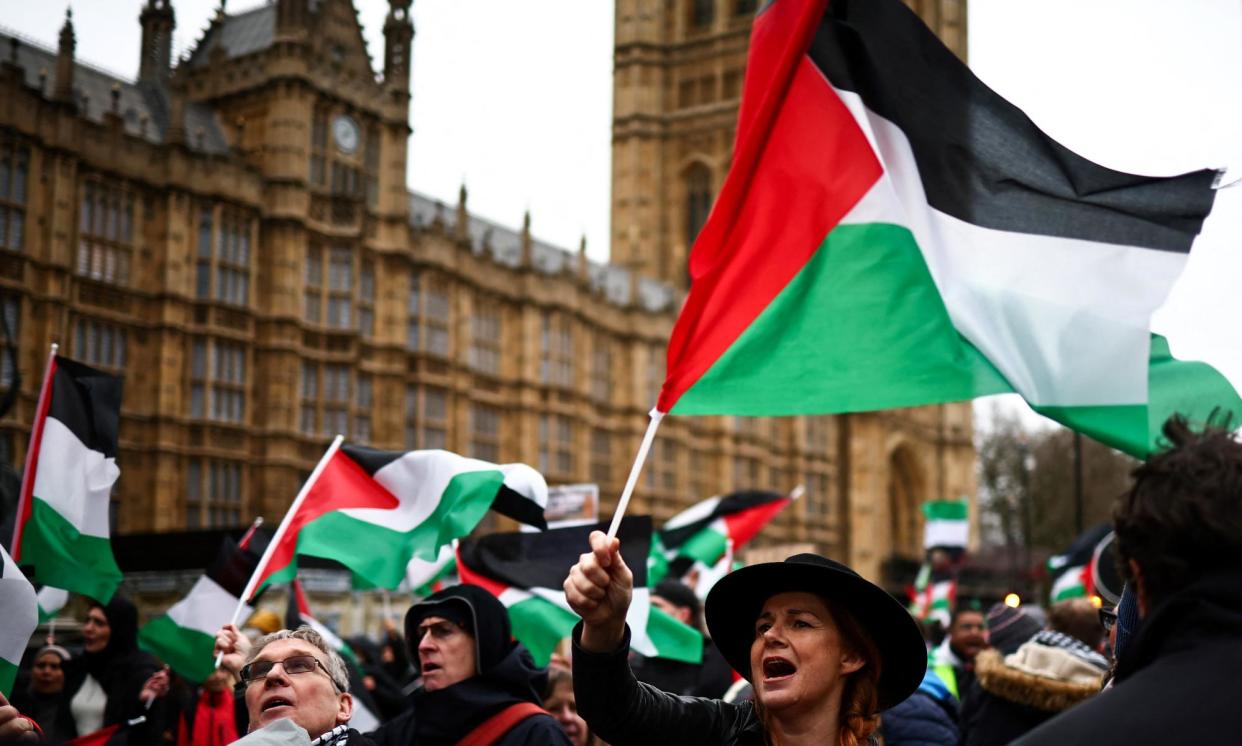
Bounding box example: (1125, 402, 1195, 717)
(457, 702, 548, 746)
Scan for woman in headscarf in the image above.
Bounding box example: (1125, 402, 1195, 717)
(11, 644, 77, 744)
(63, 595, 162, 743)
(565, 531, 927, 746)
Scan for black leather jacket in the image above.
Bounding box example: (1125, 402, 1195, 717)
(572, 623, 767, 746)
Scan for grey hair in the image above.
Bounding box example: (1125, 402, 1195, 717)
(243, 626, 351, 693)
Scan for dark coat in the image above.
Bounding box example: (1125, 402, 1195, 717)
(1015, 571, 1242, 745)
(880, 672, 958, 746)
(573, 623, 766, 746)
(631, 639, 736, 700)
(368, 644, 570, 746)
(10, 688, 77, 745)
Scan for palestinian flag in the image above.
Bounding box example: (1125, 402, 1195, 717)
(36, 585, 69, 623)
(656, 0, 1238, 458)
(457, 516, 703, 667)
(1049, 565, 1092, 604)
(284, 579, 381, 733)
(1047, 524, 1109, 603)
(0, 544, 38, 696)
(138, 536, 258, 683)
(408, 544, 457, 597)
(66, 717, 145, 746)
(660, 490, 795, 571)
(907, 567, 956, 628)
(12, 354, 123, 602)
(248, 445, 547, 597)
(922, 500, 968, 550)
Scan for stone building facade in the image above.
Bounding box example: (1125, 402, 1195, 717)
(0, 0, 974, 587)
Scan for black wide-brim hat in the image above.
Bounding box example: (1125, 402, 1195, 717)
(705, 554, 926, 710)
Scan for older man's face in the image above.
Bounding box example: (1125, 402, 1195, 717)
(417, 615, 477, 692)
(243, 638, 352, 738)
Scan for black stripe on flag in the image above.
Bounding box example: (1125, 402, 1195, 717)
(492, 485, 548, 530)
(659, 490, 785, 549)
(49, 356, 122, 458)
(808, 0, 1217, 253)
(206, 536, 261, 600)
(459, 515, 652, 591)
(340, 444, 399, 475)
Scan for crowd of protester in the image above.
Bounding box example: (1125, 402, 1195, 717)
(2, 414, 1241, 744)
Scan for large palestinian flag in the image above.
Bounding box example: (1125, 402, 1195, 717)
(656, 0, 1238, 458)
(12, 354, 124, 602)
(246, 445, 547, 598)
(138, 535, 258, 683)
(457, 516, 703, 667)
(660, 490, 795, 572)
(0, 544, 38, 696)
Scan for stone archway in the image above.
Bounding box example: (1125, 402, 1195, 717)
(888, 444, 926, 559)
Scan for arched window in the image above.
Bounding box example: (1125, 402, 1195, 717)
(691, 0, 715, 29)
(685, 164, 713, 249)
(888, 446, 925, 557)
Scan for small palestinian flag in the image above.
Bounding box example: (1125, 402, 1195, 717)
(66, 717, 145, 746)
(458, 516, 703, 667)
(139, 536, 258, 683)
(1050, 565, 1092, 604)
(409, 544, 457, 598)
(656, 0, 1238, 459)
(922, 500, 968, 550)
(248, 445, 547, 597)
(284, 579, 381, 733)
(0, 544, 38, 696)
(1047, 524, 1109, 603)
(12, 354, 123, 602)
(908, 567, 956, 629)
(660, 490, 795, 572)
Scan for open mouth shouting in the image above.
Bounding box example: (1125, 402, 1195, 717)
(259, 694, 294, 721)
(762, 656, 798, 683)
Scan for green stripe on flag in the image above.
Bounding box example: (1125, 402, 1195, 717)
(19, 498, 122, 602)
(139, 616, 217, 684)
(0, 660, 16, 698)
(678, 527, 728, 566)
(922, 501, 968, 521)
(507, 595, 579, 667)
(671, 223, 1011, 415)
(647, 606, 703, 665)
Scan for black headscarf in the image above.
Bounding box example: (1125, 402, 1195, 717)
(64, 593, 162, 730)
(404, 584, 512, 675)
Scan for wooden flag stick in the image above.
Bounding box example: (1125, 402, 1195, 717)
(606, 409, 665, 540)
(215, 435, 344, 669)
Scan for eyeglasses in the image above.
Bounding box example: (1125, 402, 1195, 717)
(239, 655, 340, 691)
(416, 619, 464, 641)
(1098, 607, 1118, 633)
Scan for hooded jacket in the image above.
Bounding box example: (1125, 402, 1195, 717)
(960, 631, 1105, 746)
(880, 670, 959, 746)
(369, 585, 570, 746)
(1015, 570, 1242, 745)
(63, 595, 162, 744)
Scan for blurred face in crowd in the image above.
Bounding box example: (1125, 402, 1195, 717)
(243, 638, 352, 737)
(750, 592, 863, 717)
(545, 678, 589, 746)
(652, 595, 692, 626)
(82, 606, 111, 654)
(416, 616, 477, 692)
(949, 610, 988, 661)
(31, 652, 65, 695)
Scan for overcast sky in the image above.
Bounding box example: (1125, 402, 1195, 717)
(3, 0, 1239, 431)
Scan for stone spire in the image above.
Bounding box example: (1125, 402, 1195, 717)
(53, 8, 75, 104)
(383, 0, 414, 92)
(138, 0, 175, 84)
(520, 209, 533, 267)
(455, 183, 469, 244)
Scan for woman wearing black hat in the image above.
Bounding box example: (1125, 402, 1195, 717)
(565, 531, 926, 746)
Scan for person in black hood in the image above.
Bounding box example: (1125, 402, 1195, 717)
(63, 595, 163, 744)
(369, 584, 571, 746)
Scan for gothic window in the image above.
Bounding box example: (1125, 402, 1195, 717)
(189, 338, 246, 424)
(405, 385, 448, 450)
(186, 459, 243, 529)
(78, 180, 134, 285)
(806, 416, 832, 454)
(196, 205, 252, 306)
(300, 363, 318, 436)
(733, 455, 762, 489)
(322, 364, 350, 437)
(644, 345, 665, 406)
(590, 429, 612, 486)
(538, 414, 575, 479)
(0, 139, 29, 252)
(469, 302, 502, 376)
(305, 244, 370, 333)
(73, 318, 127, 371)
(326, 247, 353, 329)
(310, 109, 328, 186)
(469, 403, 501, 463)
(354, 374, 372, 444)
(806, 469, 831, 518)
(691, 0, 715, 29)
(365, 125, 380, 209)
(358, 261, 375, 338)
(408, 272, 450, 357)
(590, 341, 611, 403)
(540, 313, 574, 388)
(0, 296, 18, 390)
(305, 245, 323, 322)
(299, 362, 362, 439)
(685, 164, 713, 250)
(690, 450, 715, 502)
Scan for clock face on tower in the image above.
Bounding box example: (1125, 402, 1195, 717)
(332, 114, 360, 155)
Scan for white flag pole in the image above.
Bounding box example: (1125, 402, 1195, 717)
(606, 409, 665, 540)
(10, 343, 57, 559)
(215, 434, 345, 668)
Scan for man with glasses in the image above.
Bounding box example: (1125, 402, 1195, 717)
(227, 627, 376, 745)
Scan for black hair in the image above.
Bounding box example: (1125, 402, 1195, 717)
(1114, 413, 1242, 605)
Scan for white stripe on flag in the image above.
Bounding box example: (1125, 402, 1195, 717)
(831, 85, 1189, 408)
(167, 576, 251, 637)
(663, 496, 722, 531)
(923, 519, 969, 549)
(31, 418, 120, 538)
(0, 546, 38, 668)
(37, 586, 69, 617)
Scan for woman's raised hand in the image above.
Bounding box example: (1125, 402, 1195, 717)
(564, 530, 633, 652)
